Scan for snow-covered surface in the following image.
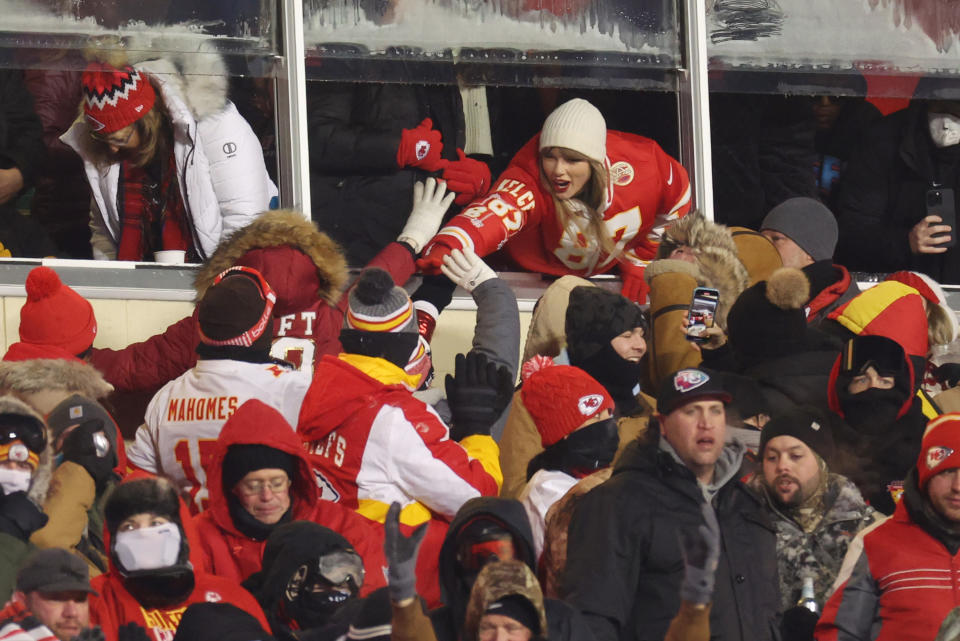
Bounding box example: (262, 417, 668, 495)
(0, 0, 272, 54)
(303, 0, 676, 56)
(709, 0, 960, 74)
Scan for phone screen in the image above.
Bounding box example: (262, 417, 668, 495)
(686, 288, 720, 342)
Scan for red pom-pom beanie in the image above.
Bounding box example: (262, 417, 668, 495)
(19, 267, 97, 355)
(521, 357, 614, 448)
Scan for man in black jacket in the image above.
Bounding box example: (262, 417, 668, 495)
(835, 78, 960, 283)
(562, 367, 781, 641)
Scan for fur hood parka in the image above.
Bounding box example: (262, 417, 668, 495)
(61, 47, 278, 260)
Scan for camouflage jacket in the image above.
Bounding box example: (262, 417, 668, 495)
(750, 472, 877, 611)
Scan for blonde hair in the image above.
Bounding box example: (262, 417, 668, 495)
(539, 146, 616, 258)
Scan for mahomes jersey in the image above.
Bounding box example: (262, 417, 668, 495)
(127, 359, 311, 513)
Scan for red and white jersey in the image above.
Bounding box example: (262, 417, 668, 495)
(127, 359, 311, 513)
(425, 131, 690, 280)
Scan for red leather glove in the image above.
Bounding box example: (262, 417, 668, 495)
(442, 149, 492, 205)
(416, 241, 455, 275)
(621, 268, 649, 305)
(397, 118, 445, 171)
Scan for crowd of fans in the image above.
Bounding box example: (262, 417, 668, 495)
(3, 42, 960, 641)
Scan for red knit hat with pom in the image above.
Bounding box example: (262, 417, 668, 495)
(82, 62, 155, 134)
(19, 267, 97, 356)
(521, 355, 614, 447)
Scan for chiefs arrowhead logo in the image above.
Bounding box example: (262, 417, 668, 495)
(415, 140, 430, 161)
(927, 446, 955, 470)
(204, 591, 222, 602)
(577, 394, 604, 416)
(673, 369, 709, 392)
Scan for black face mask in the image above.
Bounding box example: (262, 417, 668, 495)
(286, 587, 353, 629)
(527, 417, 619, 480)
(838, 386, 907, 433)
(574, 343, 642, 413)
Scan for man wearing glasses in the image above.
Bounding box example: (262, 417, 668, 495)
(193, 398, 387, 593)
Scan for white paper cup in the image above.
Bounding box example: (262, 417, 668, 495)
(154, 250, 186, 264)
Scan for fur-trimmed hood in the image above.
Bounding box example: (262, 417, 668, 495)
(121, 36, 229, 121)
(649, 212, 748, 330)
(193, 210, 348, 313)
(0, 394, 54, 505)
(462, 560, 547, 641)
(0, 358, 113, 400)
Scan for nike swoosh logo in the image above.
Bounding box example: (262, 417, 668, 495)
(667, 164, 673, 185)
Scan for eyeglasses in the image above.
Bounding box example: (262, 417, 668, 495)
(235, 476, 290, 496)
(90, 126, 136, 148)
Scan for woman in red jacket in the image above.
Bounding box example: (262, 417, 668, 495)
(193, 399, 388, 594)
(89, 474, 268, 641)
(418, 98, 691, 303)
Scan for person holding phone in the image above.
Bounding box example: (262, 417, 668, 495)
(836, 78, 960, 284)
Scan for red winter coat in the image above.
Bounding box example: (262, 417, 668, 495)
(90, 475, 269, 641)
(194, 399, 387, 595)
(89, 213, 416, 391)
(424, 132, 690, 282)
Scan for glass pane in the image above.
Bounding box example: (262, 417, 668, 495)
(708, 0, 960, 97)
(303, 0, 681, 83)
(0, 0, 276, 49)
(304, 80, 679, 267)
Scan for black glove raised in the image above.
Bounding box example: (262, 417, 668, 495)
(61, 419, 116, 489)
(116, 623, 151, 641)
(0, 491, 48, 541)
(444, 351, 514, 441)
(384, 502, 427, 603)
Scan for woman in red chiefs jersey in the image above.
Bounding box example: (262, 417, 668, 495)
(418, 98, 691, 303)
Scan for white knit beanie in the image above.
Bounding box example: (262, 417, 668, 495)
(539, 98, 607, 163)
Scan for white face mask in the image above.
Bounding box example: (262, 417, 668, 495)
(0, 468, 32, 495)
(928, 112, 960, 148)
(114, 523, 182, 572)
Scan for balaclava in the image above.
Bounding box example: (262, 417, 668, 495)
(834, 335, 913, 432)
(564, 286, 647, 412)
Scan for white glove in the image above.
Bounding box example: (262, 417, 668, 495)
(440, 248, 497, 293)
(398, 177, 456, 253)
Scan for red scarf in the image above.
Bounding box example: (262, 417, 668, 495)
(116, 149, 195, 261)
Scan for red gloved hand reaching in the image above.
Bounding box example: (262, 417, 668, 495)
(621, 268, 650, 305)
(397, 118, 445, 171)
(416, 241, 455, 275)
(441, 149, 492, 205)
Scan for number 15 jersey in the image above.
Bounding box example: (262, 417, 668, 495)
(127, 359, 312, 514)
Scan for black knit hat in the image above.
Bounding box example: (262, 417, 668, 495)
(105, 477, 182, 536)
(759, 405, 834, 461)
(565, 286, 647, 364)
(484, 594, 541, 635)
(197, 270, 274, 350)
(173, 602, 274, 641)
(222, 444, 296, 492)
(726, 268, 811, 365)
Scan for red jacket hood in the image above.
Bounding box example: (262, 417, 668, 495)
(103, 471, 204, 578)
(207, 399, 318, 537)
(297, 355, 415, 441)
(827, 342, 917, 421)
(806, 264, 851, 320)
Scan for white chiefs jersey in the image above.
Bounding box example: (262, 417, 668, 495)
(127, 359, 311, 513)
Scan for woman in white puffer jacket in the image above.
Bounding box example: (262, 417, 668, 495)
(61, 51, 277, 262)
